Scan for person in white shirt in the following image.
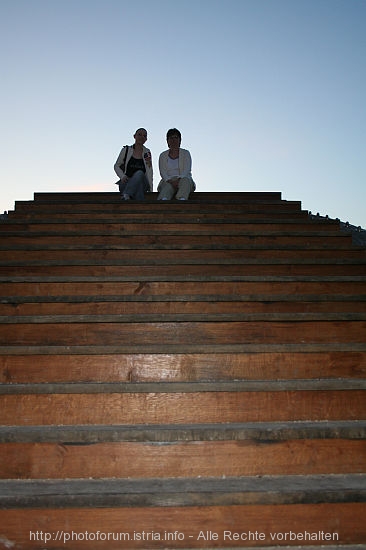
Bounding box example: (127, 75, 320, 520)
(157, 128, 195, 201)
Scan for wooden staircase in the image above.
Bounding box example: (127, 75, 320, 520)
(0, 191, 365, 549)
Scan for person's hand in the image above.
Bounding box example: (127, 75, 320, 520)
(144, 151, 152, 167)
(121, 175, 128, 184)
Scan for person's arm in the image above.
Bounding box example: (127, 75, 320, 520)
(179, 149, 192, 179)
(159, 151, 170, 182)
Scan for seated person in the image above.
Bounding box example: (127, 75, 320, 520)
(157, 128, 195, 200)
(114, 128, 153, 200)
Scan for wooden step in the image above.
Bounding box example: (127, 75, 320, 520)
(2, 313, 366, 324)
(11, 198, 304, 213)
(1, 419, 365, 480)
(2, 300, 366, 316)
(2, 248, 366, 265)
(1, 475, 365, 507)
(32, 190, 284, 202)
(2, 420, 365, 442)
(1, 320, 365, 346)
(2, 279, 365, 296)
(1, 390, 365, 425)
(3, 437, 364, 479)
(0, 234, 357, 251)
(2, 266, 366, 281)
(1, 352, 365, 383)
(8, 210, 311, 222)
(0, 222, 342, 236)
(0, 503, 364, 548)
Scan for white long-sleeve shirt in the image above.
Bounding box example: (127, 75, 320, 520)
(158, 148, 195, 190)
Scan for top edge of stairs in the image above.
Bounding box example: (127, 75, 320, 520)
(27, 191, 285, 205)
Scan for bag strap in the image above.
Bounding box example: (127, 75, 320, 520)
(120, 145, 129, 172)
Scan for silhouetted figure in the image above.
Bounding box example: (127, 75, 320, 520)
(114, 128, 153, 200)
(157, 128, 195, 201)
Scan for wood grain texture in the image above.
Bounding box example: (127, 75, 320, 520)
(0, 220, 341, 232)
(1, 439, 365, 479)
(1, 352, 365, 384)
(3, 249, 364, 263)
(2, 301, 366, 317)
(0, 391, 364, 426)
(1, 321, 365, 346)
(2, 280, 364, 296)
(0, 503, 364, 548)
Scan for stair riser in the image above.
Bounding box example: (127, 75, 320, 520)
(1, 321, 364, 346)
(1, 391, 364, 425)
(3, 250, 365, 262)
(2, 265, 366, 278)
(1, 243, 365, 256)
(1, 352, 365, 383)
(0, 221, 341, 232)
(0, 503, 364, 547)
(2, 301, 366, 316)
(8, 212, 310, 221)
(2, 281, 365, 297)
(1, 440, 365, 479)
(10, 201, 304, 213)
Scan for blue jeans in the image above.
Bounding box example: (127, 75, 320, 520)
(119, 170, 149, 200)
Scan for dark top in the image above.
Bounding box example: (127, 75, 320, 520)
(126, 156, 145, 178)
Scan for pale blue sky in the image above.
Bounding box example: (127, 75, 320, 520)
(1, 0, 365, 227)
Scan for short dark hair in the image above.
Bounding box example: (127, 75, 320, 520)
(166, 128, 181, 140)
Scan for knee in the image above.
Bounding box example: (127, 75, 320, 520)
(134, 170, 145, 180)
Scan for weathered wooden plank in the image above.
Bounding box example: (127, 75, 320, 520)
(2, 420, 365, 443)
(8, 211, 310, 222)
(0, 390, 364, 425)
(4, 249, 366, 265)
(1, 439, 365, 479)
(32, 190, 283, 200)
(3, 379, 366, 395)
(7, 221, 335, 233)
(1, 352, 365, 384)
(1, 475, 365, 507)
(1, 321, 364, 346)
(1, 280, 365, 297)
(33, 190, 283, 200)
(4, 213, 316, 223)
(12, 198, 303, 213)
(0, 221, 341, 234)
(0, 503, 364, 547)
(2, 300, 366, 318)
(2, 233, 352, 246)
(2, 265, 366, 280)
(3, 343, 365, 355)
(2, 314, 366, 325)
(0, 239, 358, 254)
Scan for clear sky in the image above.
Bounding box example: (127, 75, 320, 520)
(1, 0, 365, 227)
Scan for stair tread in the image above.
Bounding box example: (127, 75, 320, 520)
(1, 474, 365, 508)
(2, 275, 365, 283)
(1, 378, 366, 394)
(2, 420, 365, 442)
(2, 343, 366, 354)
(2, 312, 366, 323)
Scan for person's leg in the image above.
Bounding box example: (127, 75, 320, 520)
(124, 171, 148, 200)
(175, 177, 194, 200)
(118, 180, 127, 197)
(157, 181, 175, 200)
